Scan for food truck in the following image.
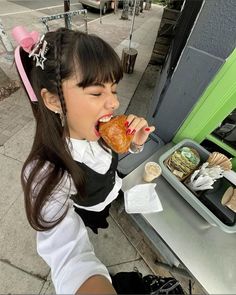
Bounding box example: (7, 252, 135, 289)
(118, 0, 236, 293)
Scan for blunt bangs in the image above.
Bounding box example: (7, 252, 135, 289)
(73, 33, 123, 87)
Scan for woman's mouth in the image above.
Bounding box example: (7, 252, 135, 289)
(94, 114, 113, 137)
(98, 114, 113, 123)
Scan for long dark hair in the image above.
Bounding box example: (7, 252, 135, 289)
(20, 28, 123, 231)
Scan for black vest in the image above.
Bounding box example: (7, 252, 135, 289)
(70, 152, 118, 207)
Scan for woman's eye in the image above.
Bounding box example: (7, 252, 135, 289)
(112, 91, 117, 95)
(91, 93, 102, 97)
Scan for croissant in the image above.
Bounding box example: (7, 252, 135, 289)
(99, 115, 134, 154)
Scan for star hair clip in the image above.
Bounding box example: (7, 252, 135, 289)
(29, 35, 49, 70)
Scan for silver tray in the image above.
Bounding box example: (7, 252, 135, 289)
(159, 139, 236, 233)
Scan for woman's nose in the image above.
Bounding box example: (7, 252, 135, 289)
(105, 93, 119, 110)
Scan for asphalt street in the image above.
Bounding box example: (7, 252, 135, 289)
(8, 0, 79, 10)
(2, 0, 105, 22)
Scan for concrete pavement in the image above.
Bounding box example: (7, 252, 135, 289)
(0, 2, 163, 293)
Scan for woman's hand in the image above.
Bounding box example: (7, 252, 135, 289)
(125, 114, 155, 146)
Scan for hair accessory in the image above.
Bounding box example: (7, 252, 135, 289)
(12, 26, 40, 102)
(12, 26, 40, 53)
(29, 35, 49, 70)
(11, 26, 49, 102)
(55, 111, 65, 127)
(14, 46, 37, 102)
(12, 26, 49, 71)
(60, 112, 65, 127)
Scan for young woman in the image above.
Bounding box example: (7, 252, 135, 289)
(12, 26, 155, 294)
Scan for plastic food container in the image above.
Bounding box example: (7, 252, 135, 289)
(159, 139, 236, 233)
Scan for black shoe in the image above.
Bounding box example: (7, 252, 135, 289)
(143, 275, 184, 294)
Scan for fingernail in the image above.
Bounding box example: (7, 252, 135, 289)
(131, 129, 136, 135)
(124, 121, 129, 127)
(145, 127, 150, 132)
(126, 129, 131, 135)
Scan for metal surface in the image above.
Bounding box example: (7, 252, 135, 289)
(128, 213, 180, 266)
(40, 9, 87, 31)
(122, 144, 236, 294)
(0, 18, 14, 58)
(118, 135, 164, 176)
(153, 46, 224, 142)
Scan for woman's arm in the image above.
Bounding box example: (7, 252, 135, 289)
(76, 275, 116, 294)
(37, 203, 113, 294)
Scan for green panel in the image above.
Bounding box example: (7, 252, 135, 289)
(205, 134, 236, 157)
(174, 48, 236, 146)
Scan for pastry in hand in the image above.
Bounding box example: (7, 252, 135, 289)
(207, 152, 232, 171)
(99, 115, 134, 154)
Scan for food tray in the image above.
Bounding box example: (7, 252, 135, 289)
(159, 139, 236, 233)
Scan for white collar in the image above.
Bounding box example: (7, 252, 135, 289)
(68, 138, 90, 162)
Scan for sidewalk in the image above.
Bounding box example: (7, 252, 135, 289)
(0, 4, 163, 293)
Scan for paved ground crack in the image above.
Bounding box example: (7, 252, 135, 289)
(0, 258, 47, 281)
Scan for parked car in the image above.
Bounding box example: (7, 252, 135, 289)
(79, 0, 113, 14)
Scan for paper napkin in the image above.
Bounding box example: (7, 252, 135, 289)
(124, 183, 163, 214)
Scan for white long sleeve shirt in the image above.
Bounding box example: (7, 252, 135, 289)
(35, 139, 122, 293)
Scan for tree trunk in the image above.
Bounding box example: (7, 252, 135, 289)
(144, 0, 151, 10)
(121, 48, 138, 74)
(121, 0, 129, 20)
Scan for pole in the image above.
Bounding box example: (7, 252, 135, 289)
(64, 0, 71, 29)
(128, 0, 137, 50)
(0, 18, 14, 60)
(84, 12, 88, 34)
(100, 0, 102, 24)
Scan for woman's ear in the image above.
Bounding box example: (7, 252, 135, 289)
(41, 88, 61, 112)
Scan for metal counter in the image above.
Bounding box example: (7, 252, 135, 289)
(122, 144, 236, 294)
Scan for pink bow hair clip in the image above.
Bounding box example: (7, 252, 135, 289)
(12, 26, 40, 53)
(12, 26, 49, 70)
